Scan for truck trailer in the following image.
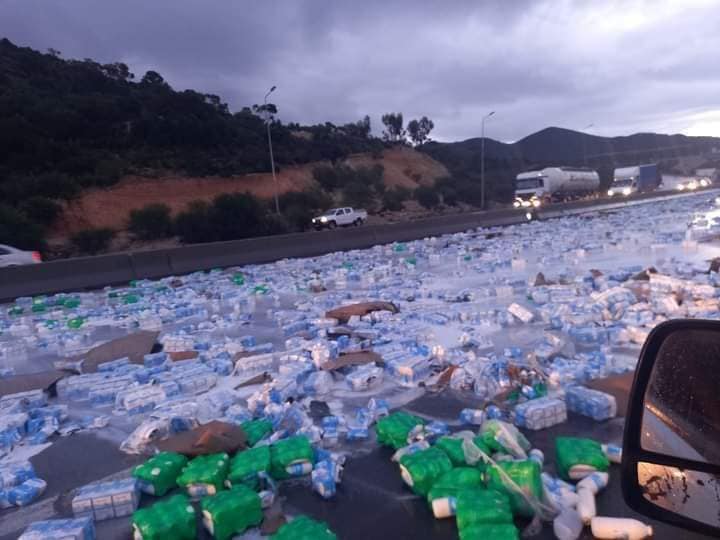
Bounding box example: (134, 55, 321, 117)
(608, 164, 660, 196)
(514, 167, 600, 208)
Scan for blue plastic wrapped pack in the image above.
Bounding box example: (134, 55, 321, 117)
(72, 478, 140, 521)
(459, 408, 485, 426)
(346, 364, 384, 391)
(311, 460, 340, 499)
(513, 397, 567, 430)
(6, 477, 47, 506)
(18, 517, 96, 540)
(565, 385, 617, 421)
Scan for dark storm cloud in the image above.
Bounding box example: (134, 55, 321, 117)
(2, 0, 719, 140)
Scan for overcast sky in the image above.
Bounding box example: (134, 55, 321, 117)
(2, 0, 720, 142)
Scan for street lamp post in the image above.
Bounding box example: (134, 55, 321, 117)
(264, 86, 280, 214)
(480, 111, 495, 210)
(582, 123, 594, 166)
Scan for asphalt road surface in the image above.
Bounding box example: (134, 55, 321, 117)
(1, 390, 714, 540)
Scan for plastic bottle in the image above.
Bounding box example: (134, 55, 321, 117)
(553, 507, 584, 540)
(577, 471, 608, 495)
(529, 448, 544, 466)
(602, 443, 622, 464)
(431, 496, 457, 519)
(590, 517, 653, 539)
(577, 487, 596, 524)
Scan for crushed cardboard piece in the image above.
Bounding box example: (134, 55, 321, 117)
(67, 331, 159, 373)
(325, 301, 399, 324)
(321, 351, 383, 371)
(156, 421, 247, 457)
(235, 372, 272, 388)
(168, 351, 199, 361)
(589, 269, 603, 278)
(710, 257, 720, 274)
(326, 327, 353, 339)
(421, 365, 458, 392)
(533, 272, 555, 286)
(0, 370, 65, 397)
(632, 266, 658, 281)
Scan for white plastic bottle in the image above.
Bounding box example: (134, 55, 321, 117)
(590, 517, 653, 539)
(529, 448, 544, 466)
(577, 471, 609, 495)
(602, 443, 622, 464)
(576, 487, 596, 524)
(553, 507, 584, 540)
(431, 496, 456, 519)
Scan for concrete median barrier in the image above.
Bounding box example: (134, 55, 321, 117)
(1, 188, 717, 302)
(0, 254, 134, 301)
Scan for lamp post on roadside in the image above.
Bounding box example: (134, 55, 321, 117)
(480, 111, 495, 210)
(264, 86, 280, 214)
(583, 123, 594, 166)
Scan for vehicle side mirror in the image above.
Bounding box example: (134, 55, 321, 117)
(622, 319, 720, 536)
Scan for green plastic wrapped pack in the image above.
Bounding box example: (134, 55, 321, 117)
(132, 452, 188, 496)
(427, 467, 484, 503)
(269, 435, 314, 480)
(241, 419, 273, 447)
(176, 453, 230, 495)
(455, 488, 514, 529)
(427, 467, 484, 518)
(485, 460, 542, 517)
(479, 420, 531, 458)
(226, 445, 271, 489)
(132, 494, 196, 540)
(272, 515, 337, 540)
(434, 436, 491, 468)
(459, 524, 520, 540)
(555, 436, 609, 481)
(232, 273, 245, 285)
(201, 485, 263, 540)
(375, 411, 425, 449)
(399, 446, 453, 496)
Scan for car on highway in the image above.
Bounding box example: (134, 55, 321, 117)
(676, 177, 710, 191)
(0, 244, 42, 267)
(311, 207, 367, 230)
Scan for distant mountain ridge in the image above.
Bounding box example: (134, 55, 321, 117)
(421, 127, 720, 201)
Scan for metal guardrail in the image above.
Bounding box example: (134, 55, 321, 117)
(1, 188, 717, 302)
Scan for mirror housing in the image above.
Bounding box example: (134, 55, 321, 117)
(622, 319, 720, 536)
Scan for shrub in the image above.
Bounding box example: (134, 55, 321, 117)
(278, 189, 332, 232)
(355, 164, 385, 193)
(382, 187, 410, 211)
(128, 203, 173, 240)
(415, 186, 440, 209)
(312, 165, 343, 191)
(71, 228, 115, 254)
(174, 201, 211, 244)
(0, 204, 46, 250)
(207, 193, 267, 241)
(439, 186, 459, 206)
(19, 197, 63, 226)
(342, 181, 374, 209)
(175, 193, 277, 244)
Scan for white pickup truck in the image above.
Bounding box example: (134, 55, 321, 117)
(311, 207, 367, 230)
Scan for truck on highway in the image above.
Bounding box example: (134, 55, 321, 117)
(608, 164, 661, 196)
(311, 207, 367, 230)
(513, 166, 600, 208)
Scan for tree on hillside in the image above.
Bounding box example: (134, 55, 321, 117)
(407, 116, 434, 146)
(381, 113, 405, 143)
(252, 103, 278, 122)
(342, 115, 371, 138)
(102, 62, 134, 81)
(140, 70, 168, 87)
